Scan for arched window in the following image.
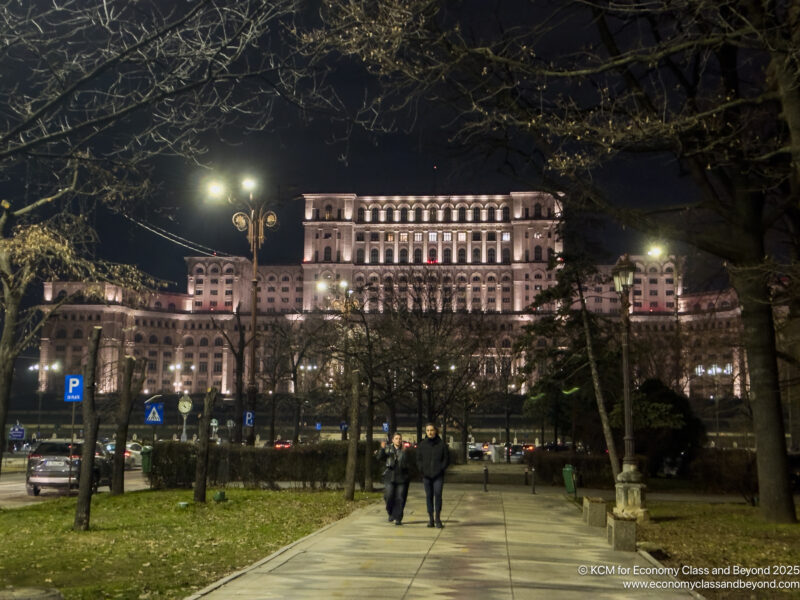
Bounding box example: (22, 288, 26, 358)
(443, 248, 452, 263)
(415, 207, 423, 222)
(488, 207, 496, 221)
(357, 207, 365, 222)
(473, 207, 481, 221)
(444, 207, 452, 222)
(487, 248, 496, 263)
(154, 301, 162, 308)
(199, 337, 209, 346)
(501, 338, 512, 348)
(458, 248, 466, 263)
(195, 266, 204, 275)
(164, 336, 173, 345)
(534, 246, 543, 261)
(371, 207, 379, 222)
(73, 329, 83, 339)
(183, 337, 194, 346)
(502, 206, 510, 221)
(414, 248, 423, 263)
(134, 333, 143, 343)
(400, 207, 408, 222)
(324, 204, 333, 220)
(386, 207, 394, 222)
(399, 248, 409, 263)
(458, 206, 467, 222)
(502, 248, 511, 264)
(429, 208, 437, 222)
(323, 247, 332, 262)
(534, 203, 542, 218)
(356, 248, 365, 264)
(149, 335, 158, 344)
(370, 248, 379, 263)
(214, 337, 224, 346)
(428, 247, 437, 262)
(385, 248, 394, 263)
(472, 247, 481, 263)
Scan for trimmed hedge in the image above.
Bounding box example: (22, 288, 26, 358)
(687, 448, 757, 496)
(147, 441, 458, 490)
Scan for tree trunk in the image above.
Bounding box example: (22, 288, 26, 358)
(578, 287, 621, 480)
(732, 270, 797, 523)
(111, 357, 142, 495)
(343, 368, 360, 501)
(74, 326, 102, 531)
(363, 385, 374, 491)
(416, 381, 423, 443)
(0, 289, 22, 480)
(461, 398, 469, 462)
(292, 396, 301, 444)
(194, 387, 218, 503)
(269, 392, 277, 445)
(388, 403, 397, 437)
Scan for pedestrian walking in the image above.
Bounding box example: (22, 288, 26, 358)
(417, 423, 449, 528)
(375, 432, 410, 525)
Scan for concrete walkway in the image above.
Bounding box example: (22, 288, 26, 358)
(186, 484, 695, 600)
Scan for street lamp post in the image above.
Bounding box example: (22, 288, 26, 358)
(29, 362, 61, 438)
(209, 178, 277, 445)
(611, 254, 648, 521)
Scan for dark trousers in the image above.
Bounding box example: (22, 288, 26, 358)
(422, 473, 444, 516)
(384, 480, 408, 521)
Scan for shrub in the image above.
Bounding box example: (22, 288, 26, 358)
(686, 448, 757, 498)
(524, 451, 639, 489)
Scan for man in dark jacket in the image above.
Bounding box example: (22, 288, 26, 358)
(375, 432, 410, 525)
(417, 423, 449, 528)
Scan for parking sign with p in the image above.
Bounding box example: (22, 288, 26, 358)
(64, 375, 83, 402)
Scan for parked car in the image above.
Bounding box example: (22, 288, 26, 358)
(273, 440, 293, 449)
(105, 442, 143, 469)
(507, 444, 525, 463)
(26, 440, 112, 496)
(468, 444, 484, 460)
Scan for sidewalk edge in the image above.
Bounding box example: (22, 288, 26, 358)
(638, 548, 706, 600)
(183, 501, 378, 600)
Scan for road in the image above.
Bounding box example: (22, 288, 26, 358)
(0, 468, 149, 509)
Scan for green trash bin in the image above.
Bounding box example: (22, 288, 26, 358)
(562, 464, 576, 495)
(141, 446, 153, 474)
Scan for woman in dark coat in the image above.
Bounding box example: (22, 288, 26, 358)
(416, 423, 449, 528)
(375, 432, 410, 525)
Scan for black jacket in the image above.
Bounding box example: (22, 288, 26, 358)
(416, 435, 449, 479)
(375, 444, 410, 483)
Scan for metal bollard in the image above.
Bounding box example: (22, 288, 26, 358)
(524, 468, 529, 486)
(483, 465, 488, 492)
(531, 467, 536, 494)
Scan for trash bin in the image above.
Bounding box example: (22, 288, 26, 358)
(562, 464, 576, 495)
(141, 445, 153, 474)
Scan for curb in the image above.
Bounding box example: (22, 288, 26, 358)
(183, 501, 379, 600)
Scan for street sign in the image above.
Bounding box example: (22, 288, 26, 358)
(64, 375, 83, 402)
(210, 418, 219, 428)
(243, 411, 254, 427)
(382, 422, 389, 432)
(315, 422, 322, 431)
(9, 425, 24, 440)
(226, 419, 235, 429)
(145, 402, 164, 425)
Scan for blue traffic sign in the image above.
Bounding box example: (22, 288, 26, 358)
(243, 411, 255, 427)
(9, 425, 24, 440)
(64, 375, 83, 402)
(382, 422, 389, 432)
(145, 402, 164, 425)
(315, 422, 322, 431)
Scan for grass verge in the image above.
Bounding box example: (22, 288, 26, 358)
(0, 488, 378, 599)
(638, 502, 800, 598)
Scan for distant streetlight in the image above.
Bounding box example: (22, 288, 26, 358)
(207, 176, 278, 444)
(611, 254, 648, 520)
(29, 361, 61, 436)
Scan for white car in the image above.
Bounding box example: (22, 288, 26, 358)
(105, 442, 143, 469)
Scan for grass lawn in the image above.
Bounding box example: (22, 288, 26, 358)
(638, 501, 800, 598)
(0, 488, 378, 599)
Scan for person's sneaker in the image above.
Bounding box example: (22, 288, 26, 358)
(395, 520, 402, 526)
(427, 519, 435, 528)
(388, 517, 395, 522)
(435, 520, 444, 529)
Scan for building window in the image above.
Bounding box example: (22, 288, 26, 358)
(357, 207, 365, 222)
(443, 248, 452, 263)
(385, 232, 395, 242)
(534, 246, 542, 261)
(458, 207, 467, 222)
(414, 232, 423, 242)
(487, 231, 496, 242)
(356, 232, 365, 241)
(487, 248, 496, 263)
(370, 232, 379, 241)
(502, 248, 511, 263)
(444, 207, 452, 222)
(502, 206, 510, 221)
(502, 231, 511, 241)
(386, 207, 394, 222)
(323, 247, 332, 262)
(399, 232, 408, 242)
(429, 208, 437, 222)
(370, 248, 379, 263)
(400, 248, 409, 263)
(385, 248, 394, 263)
(473, 207, 481, 221)
(472, 231, 481, 241)
(414, 248, 423, 263)
(458, 248, 466, 263)
(371, 207, 379, 222)
(443, 231, 452, 242)
(415, 207, 423, 222)
(488, 207, 496, 221)
(428, 248, 437, 262)
(429, 232, 437, 242)
(400, 207, 408, 222)
(472, 248, 481, 262)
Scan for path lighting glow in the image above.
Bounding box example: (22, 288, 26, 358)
(316, 281, 329, 292)
(647, 245, 663, 258)
(242, 178, 256, 192)
(208, 181, 225, 198)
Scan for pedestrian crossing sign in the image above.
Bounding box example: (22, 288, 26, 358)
(145, 402, 164, 425)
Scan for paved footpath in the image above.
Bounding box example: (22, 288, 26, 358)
(186, 484, 695, 600)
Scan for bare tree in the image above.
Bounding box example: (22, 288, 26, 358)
(74, 327, 102, 531)
(110, 356, 145, 495)
(304, 0, 800, 522)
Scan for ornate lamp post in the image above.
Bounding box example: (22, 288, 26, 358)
(611, 254, 648, 520)
(209, 178, 277, 445)
(29, 361, 60, 438)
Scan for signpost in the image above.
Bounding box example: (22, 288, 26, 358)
(178, 394, 193, 442)
(64, 375, 83, 488)
(243, 410, 254, 428)
(9, 423, 24, 441)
